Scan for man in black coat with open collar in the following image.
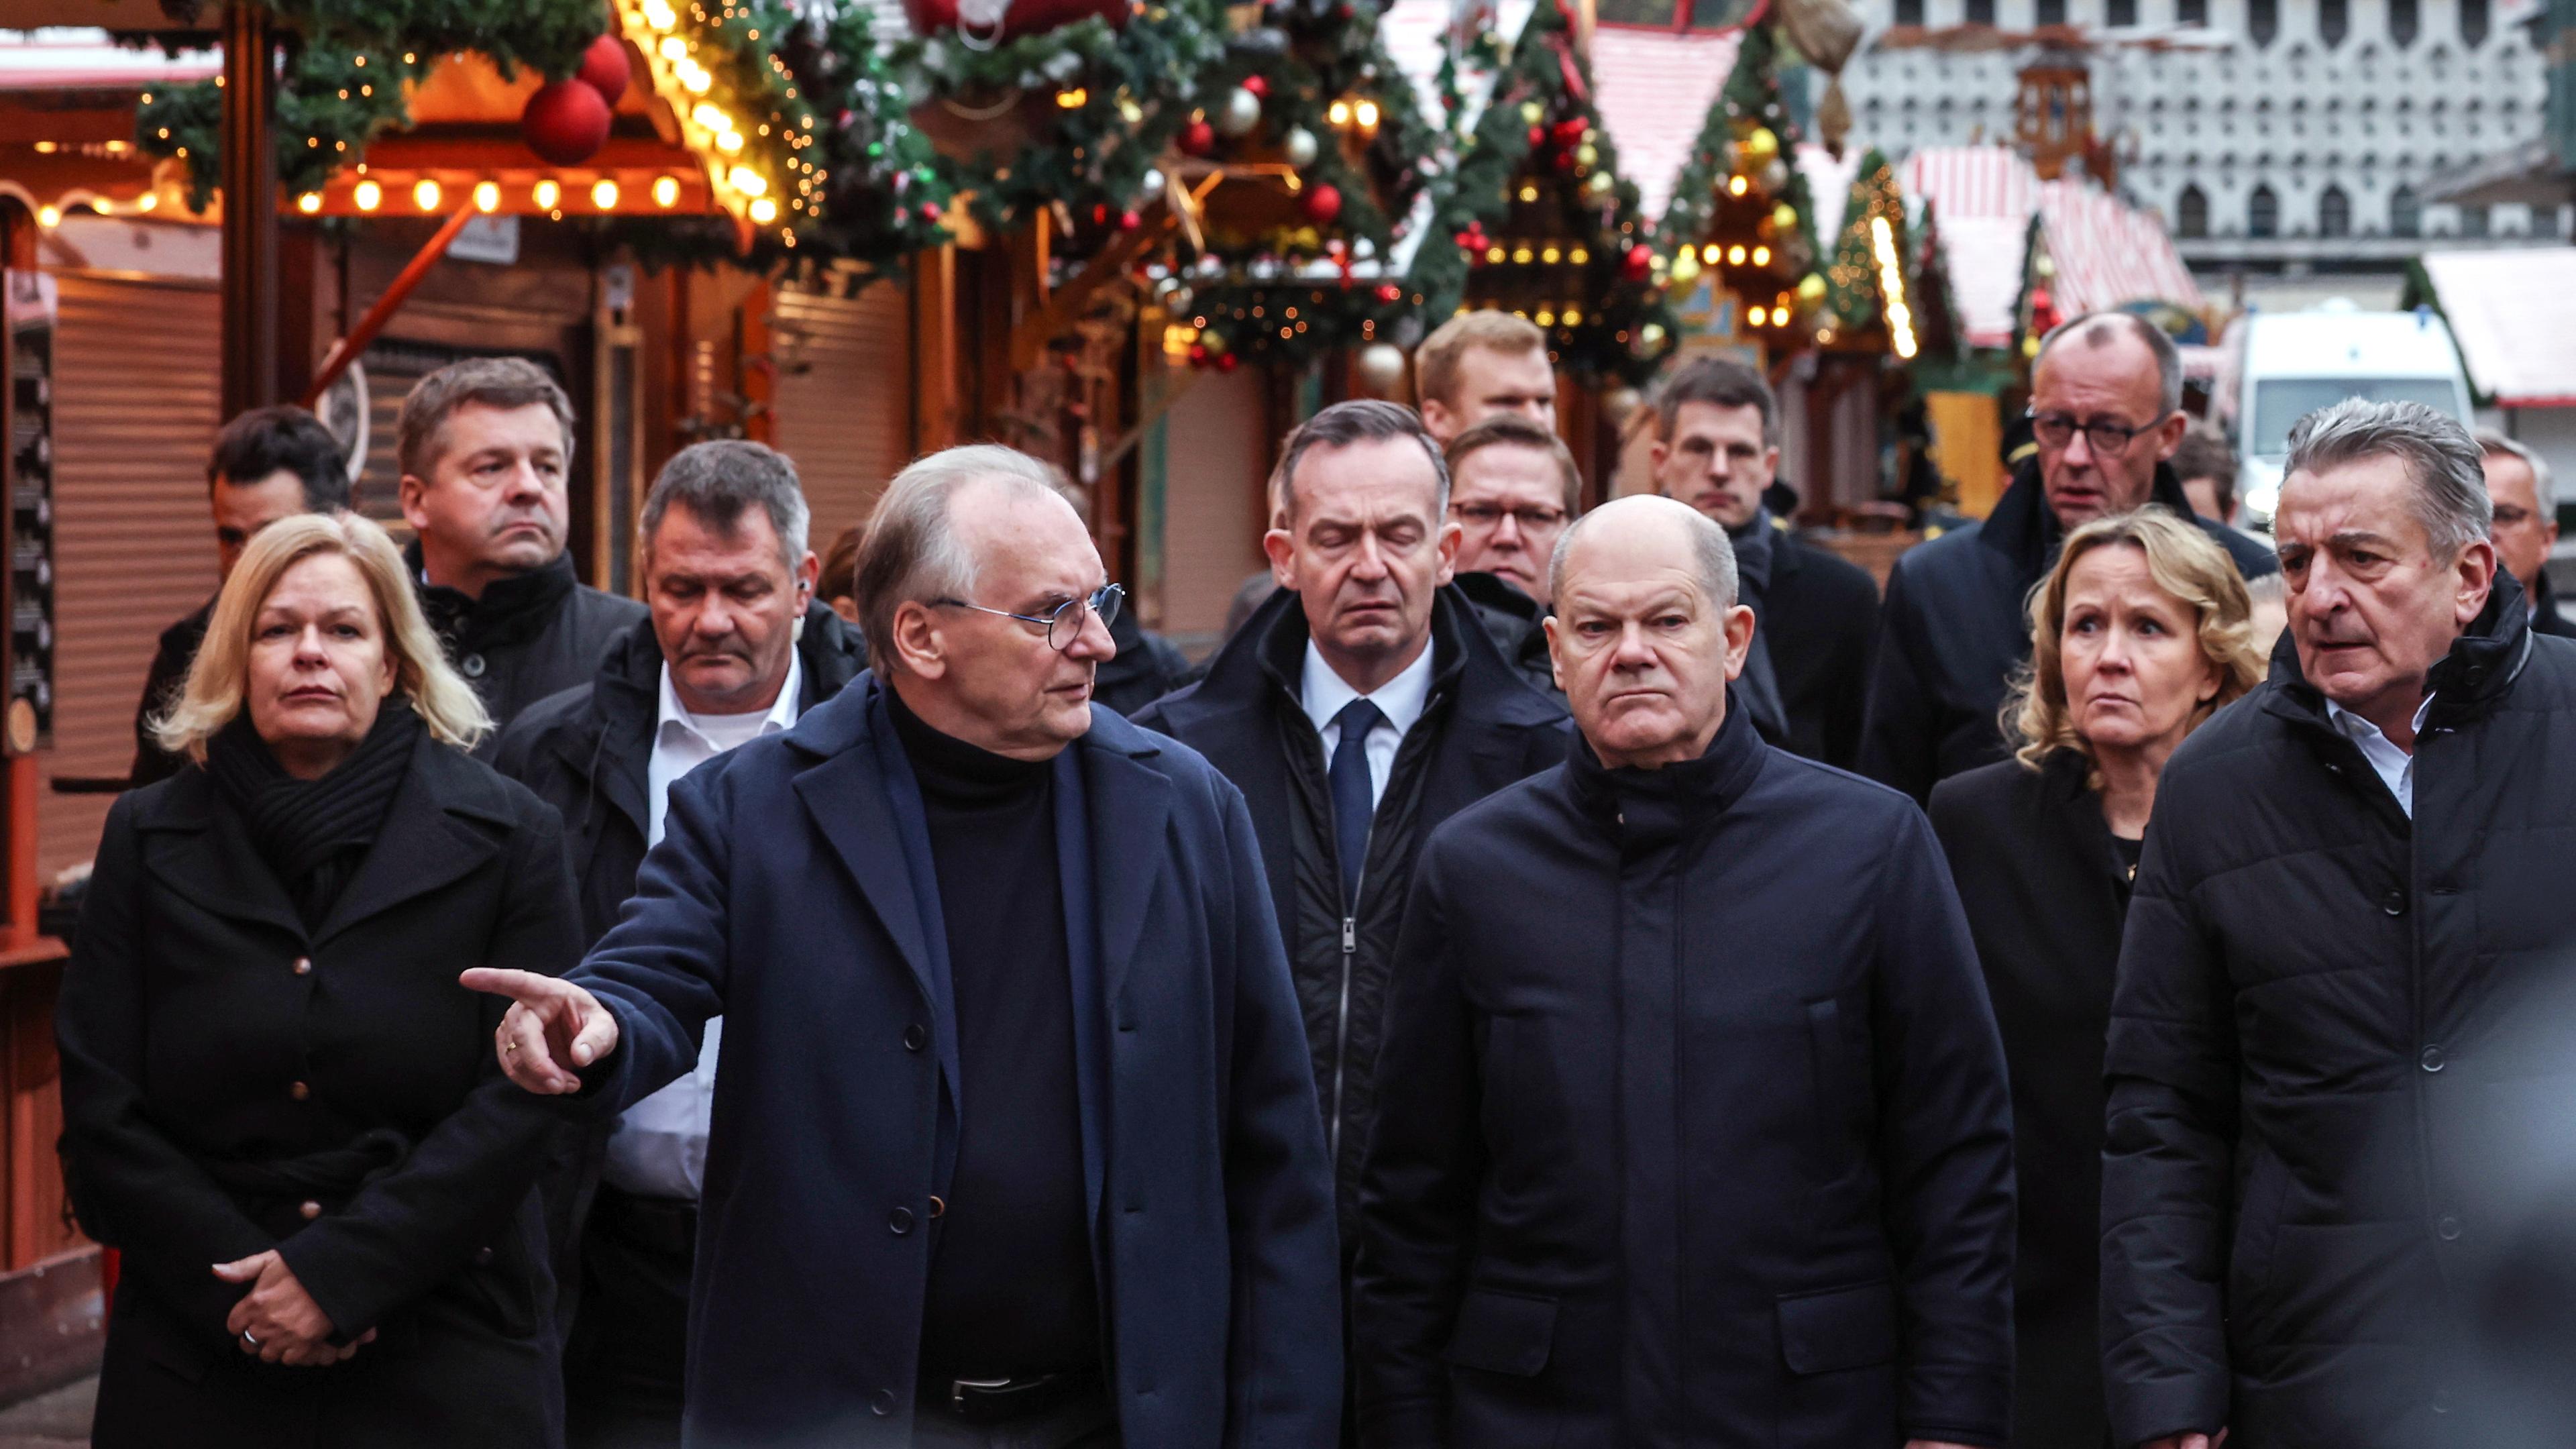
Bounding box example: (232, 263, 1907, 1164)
(470, 445, 1339, 1449)
(1861, 313, 2278, 801)
(2102, 401, 2576, 1449)
(1132, 400, 1568, 1268)
(1354, 495, 2014, 1449)
(1650, 358, 1882, 768)
(493, 442, 867, 1448)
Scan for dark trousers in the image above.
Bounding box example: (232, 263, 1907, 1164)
(564, 1185, 694, 1449)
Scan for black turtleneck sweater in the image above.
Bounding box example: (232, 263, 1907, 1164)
(886, 690, 1099, 1381)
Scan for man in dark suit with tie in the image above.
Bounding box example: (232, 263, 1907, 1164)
(1133, 400, 1568, 1291)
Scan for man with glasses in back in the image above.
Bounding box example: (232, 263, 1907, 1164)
(1444, 413, 1580, 696)
(1860, 312, 2279, 801)
(1133, 402, 1567, 1390)
(468, 444, 1339, 1448)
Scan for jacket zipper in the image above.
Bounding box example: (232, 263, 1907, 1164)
(1329, 911, 1357, 1163)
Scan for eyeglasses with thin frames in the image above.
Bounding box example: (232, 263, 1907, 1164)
(930, 583, 1125, 652)
(2026, 409, 2158, 455)
(1451, 502, 1569, 532)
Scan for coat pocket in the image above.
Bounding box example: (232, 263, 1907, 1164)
(1440, 1288, 1560, 1377)
(1776, 1280, 1899, 1376)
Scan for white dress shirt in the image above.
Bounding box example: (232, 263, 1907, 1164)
(1299, 639, 1436, 805)
(603, 653, 804, 1200)
(2326, 692, 2434, 820)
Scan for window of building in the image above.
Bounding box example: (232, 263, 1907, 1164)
(2319, 185, 2351, 236)
(2461, 203, 2491, 237)
(2249, 0, 2277, 44)
(1895, 0, 1923, 21)
(2320, 0, 2348, 45)
(2390, 184, 2422, 237)
(2249, 184, 2280, 237)
(2461, 0, 2489, 45)
(2178, 0, 2207, 23)
(2037, 0, 2066, 23)
(2109, 0, 2137, 23)
(2391, 0, 2419, 46)
(2178, 184, 2210, 238)
(1966, 0, 1994, 23)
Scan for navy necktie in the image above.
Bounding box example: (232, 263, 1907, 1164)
(1328, 698, 1385, 907)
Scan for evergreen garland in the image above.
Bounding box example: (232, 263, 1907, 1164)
(1654, 19, 1824, 347)
(1408, 0, 1675, 386)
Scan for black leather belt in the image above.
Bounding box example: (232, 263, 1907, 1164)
(920, 1368, 1102, 1425)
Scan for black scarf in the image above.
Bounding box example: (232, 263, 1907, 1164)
(208, 698, 424, 930)
(403, 542, 578, 657)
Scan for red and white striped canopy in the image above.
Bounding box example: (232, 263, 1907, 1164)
(1586, 24, 1745, 223)
(1900, 144, 2199, 348)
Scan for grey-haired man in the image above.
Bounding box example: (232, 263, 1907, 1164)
(2103, 399, 2576, 1449)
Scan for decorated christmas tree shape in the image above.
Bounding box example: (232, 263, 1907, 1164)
(1409, 0, 1677, 387)
(1817, 149, 1934, 360)
(1648, 19, 1827, 358)
(1159, 0, 1442, 372)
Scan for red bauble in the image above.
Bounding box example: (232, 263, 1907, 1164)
(1622, 244, 1654, 281)
(1180, 119, 1218, 156)
(1527, 125, 1546, 148)
(1376, 282, 1403, 303)
(1216, 352, 1240, 372)
(522, 80, 613, 166)
(1241, 74, 1269, 98)
(1119, 209, 1142, 231)
(1552, 118, 1587, 148)
(576, 34, 632, 103)
(1299, 182, 1342, 225)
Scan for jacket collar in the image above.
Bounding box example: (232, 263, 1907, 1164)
(2263, 567, 2536, 735)
(1182, 581, 1561, 733)
(129, 733, 519, 945)
(404, 541, 578, 653)
(1563, 691, 1768, 849)
(1726, 508, 1780, 597)
(1980, 457, 2201, 582)
(551, 601, 869, 833)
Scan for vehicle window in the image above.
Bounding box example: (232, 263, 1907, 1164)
(2250, 377, 2465, 455)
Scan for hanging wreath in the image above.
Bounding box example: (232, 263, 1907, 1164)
(897, 0, 1230, 250)
(1159, 2, 1441, 372)
(1409, 0, 1676, 386)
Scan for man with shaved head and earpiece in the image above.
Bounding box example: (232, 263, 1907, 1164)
(1354, 495, 2015, 1449)
(464, 444, 1340, 1449)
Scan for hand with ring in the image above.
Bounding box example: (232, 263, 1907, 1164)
(217, 1250, 375, 1366)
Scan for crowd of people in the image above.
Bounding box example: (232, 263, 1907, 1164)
(45, 303, 2576, 1449)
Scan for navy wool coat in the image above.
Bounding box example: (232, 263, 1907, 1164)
(562, 678, 1343, 1448)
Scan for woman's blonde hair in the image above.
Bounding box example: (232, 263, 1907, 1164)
(2004, 508, 2265, 775)
(152, 512, 490, 763)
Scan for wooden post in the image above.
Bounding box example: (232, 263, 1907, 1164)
(219, 1, 279, 420)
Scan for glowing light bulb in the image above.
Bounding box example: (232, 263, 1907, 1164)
(532, 178, 561, 209)
(729, 167, 767, 197)
(591, 178, 621, 209)
(1727, 174, 1750, 197)
(36, 205, 59, 227)
(659, 36, 688, 60)
(295, 193, 323, 215)
(352, 180, 382, 211)
(413, 178, 442, 211)
(1752, 245, 1771, 266)
(1355, 100, 1379, 129)
(474, 180, 500, 212)
(652, 175, 681, 207)
(1329, 99, 1352, 127)
(749, 197, 778, 224)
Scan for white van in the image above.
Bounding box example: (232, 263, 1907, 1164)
(2224, 303, 2477, 529)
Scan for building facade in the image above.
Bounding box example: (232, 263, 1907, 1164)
(1843, 0, 2558, 266)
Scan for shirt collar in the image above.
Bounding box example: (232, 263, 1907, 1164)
(1299, 636, 1437, 739)
(657, 649, 804, 745)
(2324, 691, 2436, 745)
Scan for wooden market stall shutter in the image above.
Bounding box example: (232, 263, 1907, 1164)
(768, 274, 913, 551)
(42, 272, 221, 878)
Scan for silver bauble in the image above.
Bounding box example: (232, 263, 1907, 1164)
(1282, 125, 1319, 168)
(1217, 87, 1263, 138)
(1357, 342, 1407, 394)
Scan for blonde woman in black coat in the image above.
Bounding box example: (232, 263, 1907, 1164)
(59, 512, 581, 1449)
(1927, 508, 2264, 1448)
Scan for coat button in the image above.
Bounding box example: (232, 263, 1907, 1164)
(298, 1200, 322, 1221)
(2438, 1215, 2463, 1242)
(2421, 1045, 2445, 1073)
(928, 1195, 947, 1220)
(288, 1081, 311, 1102)
(461, 653, 486, 679)
(902, 1023, 928, 1053)
(869, 1389, 896, 1417)
(888, 1205, 914, 1236)
(2382, 888, 2407, 916)
(291, 956, 312, 976)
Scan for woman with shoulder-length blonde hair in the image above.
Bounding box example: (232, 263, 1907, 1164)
(59, 510, 582, 1449)
(1925, 506, 2265, 1449)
